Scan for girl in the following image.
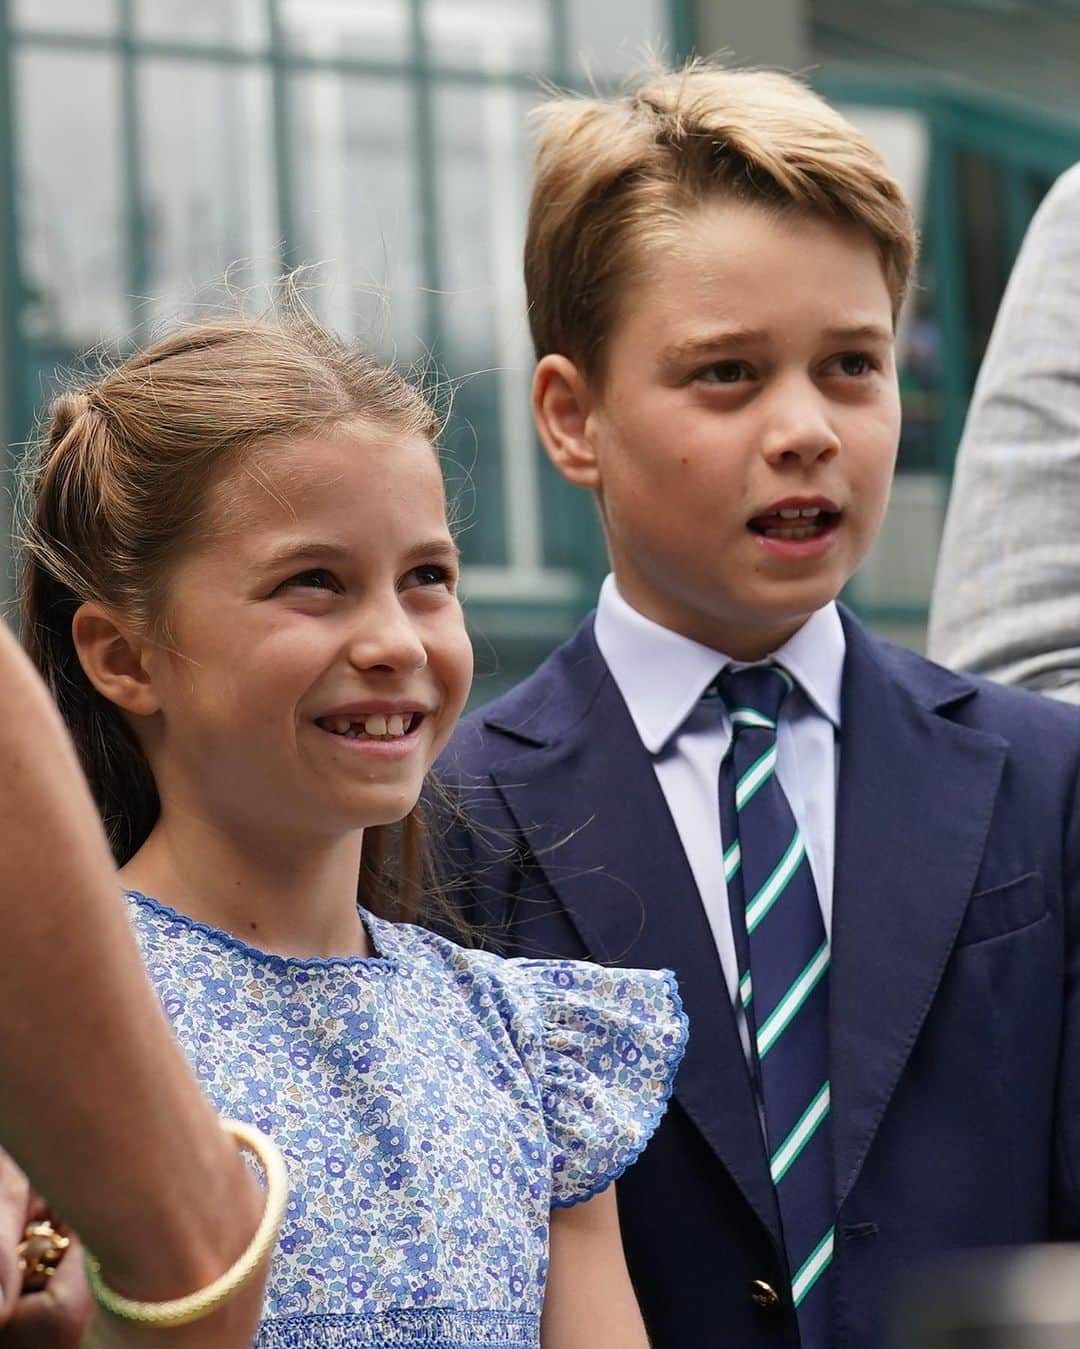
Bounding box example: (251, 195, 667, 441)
(20, 315, 686, 1349)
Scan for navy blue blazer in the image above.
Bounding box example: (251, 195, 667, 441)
(434, 607, 1080, 1349)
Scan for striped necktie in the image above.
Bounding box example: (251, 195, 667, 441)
(715, 664, 833, 1346)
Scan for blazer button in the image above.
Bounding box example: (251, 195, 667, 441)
(751, 1279, 782, 1310)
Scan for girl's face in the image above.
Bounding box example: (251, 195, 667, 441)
(138, 424, 473, 845)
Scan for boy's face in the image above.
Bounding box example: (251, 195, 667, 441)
(563, 199, 901, 659)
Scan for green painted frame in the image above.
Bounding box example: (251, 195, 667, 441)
(0, 0, 695, 644)
(819, 70, 1080, 631)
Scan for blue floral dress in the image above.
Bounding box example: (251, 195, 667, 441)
(125, 892, 687, 1349)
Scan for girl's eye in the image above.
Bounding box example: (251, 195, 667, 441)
(698, 361, 751, 385)
(404, 563, 455, 591)
(279, 568, 340, 593)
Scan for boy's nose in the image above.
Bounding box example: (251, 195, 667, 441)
(761, 396, 841, 467)
(345, 603, 428, 674)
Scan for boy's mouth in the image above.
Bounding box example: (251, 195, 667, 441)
(748, 503, 841, 541)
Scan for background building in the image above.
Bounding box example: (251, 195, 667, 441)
(1, 0, 1078, 699)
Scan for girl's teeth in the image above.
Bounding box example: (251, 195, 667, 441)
(321, 712, 417, 738)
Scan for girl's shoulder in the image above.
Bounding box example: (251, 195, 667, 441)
(368, 913, 690, 1207)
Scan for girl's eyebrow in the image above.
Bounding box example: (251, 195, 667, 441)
(257, 541, 353, 571)
(257, 538, 461, 571)
(401, 539, 462, 567)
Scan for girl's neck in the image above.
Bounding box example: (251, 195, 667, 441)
(118, 809, 371, 960)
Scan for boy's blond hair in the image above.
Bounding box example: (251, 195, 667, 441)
(525, 62, 917, 378)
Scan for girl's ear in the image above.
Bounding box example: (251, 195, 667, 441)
(532, 354, 600, 490)
(71, 603, 161, 717)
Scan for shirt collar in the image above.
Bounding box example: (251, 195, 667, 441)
(593, 574, 845, 754)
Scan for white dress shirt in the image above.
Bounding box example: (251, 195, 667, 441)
(594, 575, 845, 1061)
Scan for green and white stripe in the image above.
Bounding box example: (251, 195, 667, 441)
(792, 1227, 834, 1307)
(756, 941, 830, 1059)
(730, 707, 776, 731)
(739, 971, 753, 1009)
(745, 831, 806, 934)
(770, 1084, 829, 1185)
(735, 745, 778, 811)
(723, 839, 741, 883)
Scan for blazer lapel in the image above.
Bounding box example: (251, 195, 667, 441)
(483, 625, 782, 1245)
(830, 614, 1007, 1210)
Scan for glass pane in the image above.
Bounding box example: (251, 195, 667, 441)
(566, 0, 669, 79)
(288, 74, 423, 359)
(279, 0, 411, 62)
(12, 0, 116, 34)
(434, 84, 542, 571)
(424, 0, 550, 72)
(15, 49, 127, 345)
(134, 0, 267, 49)
(137, 61, 278, 328)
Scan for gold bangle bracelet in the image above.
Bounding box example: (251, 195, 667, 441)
(84, 1119, 288, 1329)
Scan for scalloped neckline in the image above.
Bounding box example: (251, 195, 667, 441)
(124, 889, 400, 973)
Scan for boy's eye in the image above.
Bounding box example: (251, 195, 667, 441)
(278, 568, 340, 593)
(829, 352, 876, 377)
(698, 361, 750, 385)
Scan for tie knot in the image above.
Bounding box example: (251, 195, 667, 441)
(713, 663, 792, 732)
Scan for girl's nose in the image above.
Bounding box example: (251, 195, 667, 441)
(345, 602, 428, 675)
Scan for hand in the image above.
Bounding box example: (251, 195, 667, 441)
(0, 1147, 90, 1348)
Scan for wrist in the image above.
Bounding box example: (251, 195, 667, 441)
(90, 1130, 264, 1303)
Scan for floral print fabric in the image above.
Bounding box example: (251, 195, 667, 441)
(125, 892, 687, 1348)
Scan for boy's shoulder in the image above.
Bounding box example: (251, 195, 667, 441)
(447, 606, 1080, 773)
(861, 619, 1080, 742)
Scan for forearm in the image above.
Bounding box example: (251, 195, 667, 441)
(0, 624, 264, 1334)
(541, 1190, 649, 1349)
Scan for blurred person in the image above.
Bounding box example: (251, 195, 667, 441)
(435, 63, 1080, 1349)
(0, 618, 275, 1348)
(928, 164, 1080, 696)
(17, 314, 687, 1348)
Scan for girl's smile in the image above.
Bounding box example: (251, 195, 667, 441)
(135, 425, 474, 844)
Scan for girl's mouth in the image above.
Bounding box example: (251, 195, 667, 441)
(314, 712, 424, 741)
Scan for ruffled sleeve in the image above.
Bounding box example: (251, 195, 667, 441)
(511, 959, 688, 1208)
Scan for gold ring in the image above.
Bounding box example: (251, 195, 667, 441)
(18, 1219, 70, 1294)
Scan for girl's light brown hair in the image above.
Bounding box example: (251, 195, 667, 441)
(19, 313, 454, 928)
(525, 61, 918, 379)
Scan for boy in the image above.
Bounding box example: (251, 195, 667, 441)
(437, 66, 1080, 1349)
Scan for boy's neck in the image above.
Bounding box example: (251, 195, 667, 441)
(609, 571, 817, 661)
(119, 811, 371, 960)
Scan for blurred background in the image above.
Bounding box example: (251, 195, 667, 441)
(1, 0, 1079, 701)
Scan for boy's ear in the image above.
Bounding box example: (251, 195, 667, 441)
(532, 354, 600, 489)
(71, 602, 161, 717)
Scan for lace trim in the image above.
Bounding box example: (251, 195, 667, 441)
(550, 967, 689, 1209)
(254, 1308, 538, 1347)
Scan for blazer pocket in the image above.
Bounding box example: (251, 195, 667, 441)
(955, 872, 1046, 948)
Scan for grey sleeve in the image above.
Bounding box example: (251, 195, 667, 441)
(927, 162, 1080, 702)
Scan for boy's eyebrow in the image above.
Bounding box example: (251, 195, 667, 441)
(660, 321, 893, 365)
(821, 323, 894, 343)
